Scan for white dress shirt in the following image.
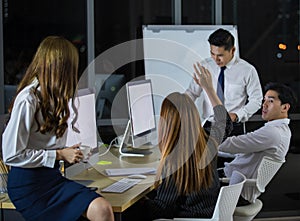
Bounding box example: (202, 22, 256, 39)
(2, 79, 66, 168)
(185, 55, 263, 123)
(219, 118, 291, 202)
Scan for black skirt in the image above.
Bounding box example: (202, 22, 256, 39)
(7, 162, 100, 221)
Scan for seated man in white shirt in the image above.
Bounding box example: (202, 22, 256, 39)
(218, 82, 297, 205)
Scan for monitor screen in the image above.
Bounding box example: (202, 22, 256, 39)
(95, 74, 126, 119)
(126, 79, 156, 148)
(95, 73, 128, 144)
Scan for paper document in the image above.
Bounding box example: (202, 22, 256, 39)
(105, 167, 156, 176)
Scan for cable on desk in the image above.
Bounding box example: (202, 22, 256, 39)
(98, 137, 118, 157)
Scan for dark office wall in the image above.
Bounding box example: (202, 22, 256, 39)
(3, 0, 299, 82)
(223, 0, 299, 97)
(5, 0, 298, 93)
(94, 0, 174, 80)
(3, 0, 87, 85)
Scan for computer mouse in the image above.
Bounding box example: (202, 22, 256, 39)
(127, 174, 147, 179)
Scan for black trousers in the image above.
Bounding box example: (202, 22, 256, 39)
(231, 122, 245, 136)
(203, 120, 245, 138)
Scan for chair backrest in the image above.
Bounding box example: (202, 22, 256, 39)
(0, 114, 9, 158)
(256, 156, 284, 193)
(212, 171, 246, 221)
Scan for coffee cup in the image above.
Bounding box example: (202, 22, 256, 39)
(79, 145, 91, 162)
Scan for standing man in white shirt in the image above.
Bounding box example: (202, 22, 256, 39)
(218, 82, 297, 204)
(186, 28, 263, 136)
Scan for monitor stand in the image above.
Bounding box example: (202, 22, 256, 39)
(118, 120, 146, 157)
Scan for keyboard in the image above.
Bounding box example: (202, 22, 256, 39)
(101, 178, 142, 193)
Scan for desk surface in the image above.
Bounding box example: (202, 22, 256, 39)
(0, 146, 161, 213)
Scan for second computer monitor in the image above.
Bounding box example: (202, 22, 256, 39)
(126, 79, 156, 148)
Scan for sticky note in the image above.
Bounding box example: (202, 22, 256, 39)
(97, 161, 112, 165)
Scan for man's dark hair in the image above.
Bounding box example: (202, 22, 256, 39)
(265, 82, 298, 112)
(208, 28, 235, 51)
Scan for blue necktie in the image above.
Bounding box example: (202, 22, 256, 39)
(217, 66, 226, 103)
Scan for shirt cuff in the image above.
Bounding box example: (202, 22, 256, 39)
(44, 150, 56, 168)
(235, 110, 247, 122)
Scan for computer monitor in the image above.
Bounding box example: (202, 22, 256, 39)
(95, 74, 126, 119)
(95, 74, 128, 144)
(119, 79, 156, 157)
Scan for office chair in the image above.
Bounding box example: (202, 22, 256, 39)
(0, 114, 9, 157)
(4, 84, 17, 112)
(0, 114, 10, 193)
(154, 170, 246, 221)
(233, 156, 285, 221)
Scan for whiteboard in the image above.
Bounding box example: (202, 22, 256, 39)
(143, 25, 239, 117)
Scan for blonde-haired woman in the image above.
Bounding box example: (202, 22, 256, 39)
(140, 64, 233, 220)
(2, 36, 114, 221)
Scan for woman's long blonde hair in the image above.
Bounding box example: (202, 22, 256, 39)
(156, 92, 216, 194)
(9, 36, 79, 138)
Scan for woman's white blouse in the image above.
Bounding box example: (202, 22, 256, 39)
(2, 80, 66, 168)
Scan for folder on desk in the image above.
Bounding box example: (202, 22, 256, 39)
(105, 167, 156, 176)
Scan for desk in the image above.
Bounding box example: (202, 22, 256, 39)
(0, 146, 160, 221)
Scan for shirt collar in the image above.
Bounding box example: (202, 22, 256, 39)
(32, 77, 39, 86)
(225, 54, 237, 70)
(264, 118, 290, 127)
